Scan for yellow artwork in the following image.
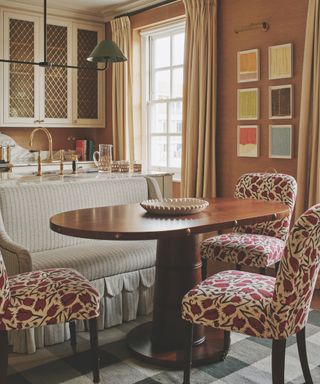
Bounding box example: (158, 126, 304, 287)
(237, 88, 259, 120)
(269, 43, 292, 79)
(238, 49, 259, 82)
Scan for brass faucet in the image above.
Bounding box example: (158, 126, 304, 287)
(29, 127, 53, 162)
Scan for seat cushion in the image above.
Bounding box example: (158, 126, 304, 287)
(31, 240, 157, 281)
(201, 233, 285, 268)
(182, 270, 275, 338)
(0, 268, 100, 331)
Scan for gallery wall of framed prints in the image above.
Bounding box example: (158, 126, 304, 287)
(236, 42, 294, 159)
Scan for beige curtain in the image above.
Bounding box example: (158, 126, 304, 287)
(181, 0, 217, 198)
(110, 17, 134, 162)
(296, 0, 320, 217)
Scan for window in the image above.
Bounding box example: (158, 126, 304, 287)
(141, 22, 185, 179)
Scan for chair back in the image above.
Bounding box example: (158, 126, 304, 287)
(0, 251, 10, 314)
(271, 204, 320, 338)
(234, 173, 297, 241)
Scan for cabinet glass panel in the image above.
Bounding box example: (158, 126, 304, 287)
(9, 19, 34, 118)
(77, 29, 97, 119)
(45, 24, 68, 119)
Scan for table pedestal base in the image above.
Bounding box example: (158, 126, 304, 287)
(127, 322, 225, 368)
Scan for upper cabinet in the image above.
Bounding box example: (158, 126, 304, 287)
(0, 10, 105, 128)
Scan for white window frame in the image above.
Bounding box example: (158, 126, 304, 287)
(141, 20, 185, 180)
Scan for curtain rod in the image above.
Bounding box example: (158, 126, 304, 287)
(114, 0, 178, 19)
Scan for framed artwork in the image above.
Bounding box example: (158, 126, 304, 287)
(269, 85, 293, 119)
(269, 125, 293, 159)
(237, 125, 259, 157)
(237, 88, 259, 120)
(237, 49, 260, 83)
(269, 43, 293, 79)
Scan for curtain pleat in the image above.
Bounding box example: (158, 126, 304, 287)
(296, 0, 320, 217)
(110, 17, 134, 162)
(181, 0, 217, 197)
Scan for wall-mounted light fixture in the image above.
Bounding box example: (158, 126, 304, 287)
(234, 22, 269, 34)
(0, 0, 127, 71)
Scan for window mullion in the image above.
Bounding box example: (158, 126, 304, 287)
(143, 24, 184, 174)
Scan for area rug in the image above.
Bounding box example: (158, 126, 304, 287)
(8, 311, 320, 384)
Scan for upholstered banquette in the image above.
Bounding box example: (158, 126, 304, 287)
(0, 175, 160, 353)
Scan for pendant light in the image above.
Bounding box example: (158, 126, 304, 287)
(0, 0, 127, 71)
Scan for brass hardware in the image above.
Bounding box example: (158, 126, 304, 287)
(29, 127, 53, 162)
(234, 21, 269, 34)
(272, 213, 277, 220)
(185, 228, 191, 236)
(36, 150, 42, 176)
(114, 233, 121, 239)
(59, 149, 64, 175)
(233, 220, 238, 226)
(6, 146, 11, 164)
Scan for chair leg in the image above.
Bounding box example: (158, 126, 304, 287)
(201, 258, 207, 280)
(69, 321, 77, 354)
(272, 338, 286, 384)
(296, 327, 313, 384)
(89, 318, 100, 383)
(0, 331, 8, 384)
(259, 267, 266, 275)
(223, 331, 231, 359)
(183, 322, 194, 384)
(235, 264, 242, 271)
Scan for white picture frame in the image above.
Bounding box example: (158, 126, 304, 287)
(269, 43, 293, 80)
(269, 85, 293, 119)
(269, 125, 293, 159)
(237, 125, 259, 157)
(237, 88, 259, 120)
(237, 49, 260, 83)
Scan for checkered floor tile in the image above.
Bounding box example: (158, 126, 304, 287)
(7, 311, 320, 384)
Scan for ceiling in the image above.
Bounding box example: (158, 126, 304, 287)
(3, 0, 166, 20)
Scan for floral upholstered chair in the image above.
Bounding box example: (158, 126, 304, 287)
(181, 203, 320, 384)
(201, 173, 297, 276)
(0, 252, 101, 384)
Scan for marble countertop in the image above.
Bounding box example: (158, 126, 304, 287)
(0, 170, 174, 184)
(12, 160, 95, 167)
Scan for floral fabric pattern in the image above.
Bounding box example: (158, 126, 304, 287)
(0, 257, 10, 314)
(183, 204, 320, 339)
(234, 173, 297, 241)
(201, 234, 285, 267)
(0, 266, 100, 331)
(182, 270, 275, 338)
(201, 173, 297, 268)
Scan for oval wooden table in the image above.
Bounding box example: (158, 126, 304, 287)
(50, 197, 288, 368)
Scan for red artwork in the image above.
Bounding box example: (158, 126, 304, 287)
(239, 127, 257, 145)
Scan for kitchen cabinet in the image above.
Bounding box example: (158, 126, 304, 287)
(0, 9, 105, 128)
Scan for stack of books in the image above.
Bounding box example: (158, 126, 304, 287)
(75, 140, 95, 161)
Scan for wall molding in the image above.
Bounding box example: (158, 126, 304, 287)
(0, 0, 166, 23)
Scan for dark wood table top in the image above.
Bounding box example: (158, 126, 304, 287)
(50, 197, 289, 240)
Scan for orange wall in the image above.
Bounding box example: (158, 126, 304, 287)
(1, 0, 308, 190)
(217, 0, 308, 197)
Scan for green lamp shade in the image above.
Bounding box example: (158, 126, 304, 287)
(87, 40, 127, 63)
